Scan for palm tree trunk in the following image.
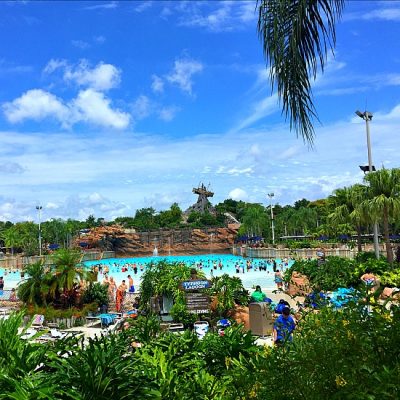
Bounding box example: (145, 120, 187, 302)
(356, 226, 362, 253)
(383, 206, 393, 263)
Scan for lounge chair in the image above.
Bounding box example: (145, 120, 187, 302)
(31, 314, 45, 329)
(99, 313, 119, 328)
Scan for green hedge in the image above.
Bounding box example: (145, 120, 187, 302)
(285, 256, 396, 291)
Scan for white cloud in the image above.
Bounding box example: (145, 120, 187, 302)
(217, 166, 254, 176)
(151, 74, 164, 93)
(84, 2, 118, 11)
(132, 95, 152, 120)
(87, 192, 104, 205)
(3, 89, 69, 124)
(63, 60, 121, 91)
(71, 39, 90, 50)
(232, 93, 279, 133)
(166, 58, 203, 95)
(94, 35, 106, 44)
(43, 59, 68, 74)
(2, 102, 400, 221)
(3, 88, 130, 130)
(345, 7, 400, 22)
(72, 89, 130, 129)
(0, 60, 33, 74)
(160, 6, 172, 19)
(158, 106, 180, 122)
(134, 1, 153, 13)
(45, 202, 59, 210)
(177, 1, 256, 32)
(249, 144, 261, 156)
(228, 188, 248, 201)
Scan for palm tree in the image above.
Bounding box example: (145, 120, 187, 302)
(17, 261, 51, 306)
(362, 168, 400, 263)
(328, 184, 369, 252)
(240, 205, 267, 238)
(1, 227, 19, 255)
(51, 248, 86, 307)
(257, 0, 345, 144)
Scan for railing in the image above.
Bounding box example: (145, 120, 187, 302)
(233, 246, 360, 259)
(102, 251, 116, 259)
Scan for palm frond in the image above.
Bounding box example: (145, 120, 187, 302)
(257, 0, 345, 144)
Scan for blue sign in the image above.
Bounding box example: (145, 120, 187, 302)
(181, 280, 211, 291)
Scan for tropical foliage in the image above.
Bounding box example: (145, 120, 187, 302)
(1, 294, 400, 399)
(328, 184, 369, 252)
(17, 261, 50, 306)
(362, 168, 400, 262)
(17, 249, 91, 309)
(250, 299, 400, 399)
(257, 0, 345, 143)
(207, 274, 249, 318)
(81, 282, 109, 309)
(140, 262, 250, 324)
(285, 256, 397, 292)
(140, 261, 206, 324)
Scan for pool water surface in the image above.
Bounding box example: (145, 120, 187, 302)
(84, 254, 294, 290)
(0, 254, 294, 290)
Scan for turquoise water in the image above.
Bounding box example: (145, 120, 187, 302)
(0, 270, 24, 289)
(0, 254, 294, 290)
(84, 254, 294, 289)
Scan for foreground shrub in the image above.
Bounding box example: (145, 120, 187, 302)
(286, 256, 392, 291)
(251, 300, 400, 399)
(1, 299, 400, 399)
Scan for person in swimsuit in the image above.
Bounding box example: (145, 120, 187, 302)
(127, 275, 135, 293)
(116, 280, 127, 312)
(274, 270, 284, 290)
(360, 270, 380, 293)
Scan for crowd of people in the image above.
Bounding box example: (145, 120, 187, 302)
(87, 256, 295, 313)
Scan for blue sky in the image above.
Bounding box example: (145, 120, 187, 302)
(1, 0, 400, 222)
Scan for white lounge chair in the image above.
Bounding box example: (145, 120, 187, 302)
(31, 314, 45, 329)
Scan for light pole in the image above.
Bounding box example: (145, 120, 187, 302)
(36, 205, 43, 256)
(355, 110, 380, 259)
(267, 193, 275, 245)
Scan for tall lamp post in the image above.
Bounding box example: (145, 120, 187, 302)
(355, 110, 380, 259)
(36, 205, 42, 256)
(267, 193, 275, 245)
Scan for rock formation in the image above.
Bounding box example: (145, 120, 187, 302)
(286, 271, 311, 296)
(76, 225, 239, 257)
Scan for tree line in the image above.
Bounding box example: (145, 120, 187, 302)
(1, 168, 399, 259)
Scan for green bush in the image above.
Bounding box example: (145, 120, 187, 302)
(81, 282, 109, 308)
(251, 301, 400, 400)
(380, 268, 400, 287)
(207, 274, 249, 318)
(286, 256, 392, 291)
(355, 251, 378, 263)
(1, 302, 400, 399)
